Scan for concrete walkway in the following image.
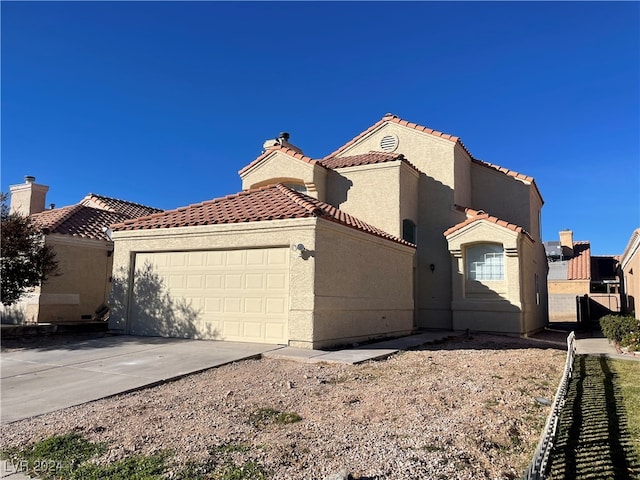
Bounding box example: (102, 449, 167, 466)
(576, 336, 640, 361)
(263, 331, 455, 364)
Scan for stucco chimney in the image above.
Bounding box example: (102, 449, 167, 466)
(9, 176, 49, 216)
(261, 132, 303, 155)
(559, 229, 574, 258)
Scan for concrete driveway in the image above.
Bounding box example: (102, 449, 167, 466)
(1, 335, 282, 424)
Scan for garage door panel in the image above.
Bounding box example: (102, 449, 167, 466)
(246, 250, 265, 265)
(226, 251, 243, 266)
(266, 298, 286, 314)
(225, 275, 243, 289)
(245, 274, 264, 289)
(266, 273, 286, 290)
(130, 248, 289, 344)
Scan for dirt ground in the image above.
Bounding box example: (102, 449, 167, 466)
(0, 333, 567, 479)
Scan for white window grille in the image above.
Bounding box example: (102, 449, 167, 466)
(467, 244, 504, 281)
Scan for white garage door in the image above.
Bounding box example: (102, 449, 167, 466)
(129, 248, 289, 344)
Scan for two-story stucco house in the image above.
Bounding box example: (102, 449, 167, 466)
(109, 114, 548, 348)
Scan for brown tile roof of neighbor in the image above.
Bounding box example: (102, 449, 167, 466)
(567, 241, 591, 280)
(238, 145, 319, 176)
(319, 151, 419, 172)
(112, 184, 415, 247)
(80, 193, 162, 218)
(443, 206, 534, 241)
(32, 205, 130, 241)
(31, 194, 162, 241)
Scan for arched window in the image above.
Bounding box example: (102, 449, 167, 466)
(402, 219, 417, 244)
(466, 244, 504, 281)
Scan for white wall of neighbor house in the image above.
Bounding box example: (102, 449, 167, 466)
(109, 218, 318, 346)
(309, 220, 415, 349)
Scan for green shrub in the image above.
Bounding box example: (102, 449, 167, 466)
(600, 314, 639, 344)
(620, 331, 640, 351)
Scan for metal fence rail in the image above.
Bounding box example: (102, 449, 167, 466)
(522, 331, 576, 480)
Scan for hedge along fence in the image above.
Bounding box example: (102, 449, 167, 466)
(599, 314, 640, 352)
(522, 331, 576, 480)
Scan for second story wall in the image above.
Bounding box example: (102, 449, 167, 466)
(325, 161, 418, 239)
(470, 162, 541, 238)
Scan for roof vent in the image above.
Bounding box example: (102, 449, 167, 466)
(380, 134, 399, 152)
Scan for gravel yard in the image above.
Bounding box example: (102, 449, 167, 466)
(1, 334, 566, 479)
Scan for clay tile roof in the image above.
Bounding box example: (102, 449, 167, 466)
(29, 194, 162, 241)
(238, 145, 320, 176)
(320, 151, 419, 172)
(80, 193, 162, 218)
(112, 184, 415, 247)
(32, 206, 130, 240)
(567, 241, 591, 280)
(443, 205, 533, 241)
(323, 113, 470, 160)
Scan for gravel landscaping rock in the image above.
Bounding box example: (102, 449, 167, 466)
(0, 334, 566, 479)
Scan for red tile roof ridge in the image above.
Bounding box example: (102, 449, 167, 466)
(275, 184, 324, 216)
(444, 205, 533, 241)
(323, 114, 471, 160)
(238, 145, 320, 176)
(31, 204, 84, 233)
(471, 159, 535, 184)
(320, 150, 419, 172)
(81, 193, 162, 216)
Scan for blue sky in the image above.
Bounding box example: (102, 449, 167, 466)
(2, 1, 638, 255)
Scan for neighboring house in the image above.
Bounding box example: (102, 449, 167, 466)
(1, 176, 161, 324)
(620, 228, 640, 319)
(109, 114, 549, 349)
(545, 229, 621, 322)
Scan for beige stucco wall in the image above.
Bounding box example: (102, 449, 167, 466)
(311, 220, 415, 349)
(548, 279, 590, 295)
(333, 122, 462, 329)
(470, 162, 538, 237)
(446, 220, 547, 334)
(325, 161, 418, 239)
(1, 235, 114, 324)
(110, 217, 415, 349)
(240, 150, 327, 200)
(109, 219, 318, 346)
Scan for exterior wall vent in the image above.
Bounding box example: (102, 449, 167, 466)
(380, 134, 398, 152)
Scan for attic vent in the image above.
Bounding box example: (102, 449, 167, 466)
(380, 134, 398, 152)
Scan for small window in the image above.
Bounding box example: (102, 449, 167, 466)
(467, 244, 504, 281)
(402, 219, 417, 244)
